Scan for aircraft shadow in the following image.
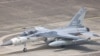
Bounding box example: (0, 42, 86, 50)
(5, 41, 100, 55)
(54, 45, 97, 52)
(55, 41, 100, 52)
(5, 44, 60, 55)
(86, 40, 100, 45)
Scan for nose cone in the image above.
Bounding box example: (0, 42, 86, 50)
(1, 40, 13, 46)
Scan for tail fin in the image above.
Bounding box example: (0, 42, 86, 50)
(67, 7, 87, 28)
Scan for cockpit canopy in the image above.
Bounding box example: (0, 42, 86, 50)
(20, 30, 37, 36)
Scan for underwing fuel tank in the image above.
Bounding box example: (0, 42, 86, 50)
(48, 39, 88, 47)
(48, 40, 73, 47)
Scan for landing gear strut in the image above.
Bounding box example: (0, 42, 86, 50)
(44, 37, 47, 43)
(23, 43, 27, 52)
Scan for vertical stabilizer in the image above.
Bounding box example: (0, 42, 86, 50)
(67, 7, 87, 28)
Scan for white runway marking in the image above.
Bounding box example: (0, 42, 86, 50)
(0, 32, 21, 43)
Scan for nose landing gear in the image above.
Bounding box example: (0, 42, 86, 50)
(23, 48, 27, 52)
(23, 43, 27, 52)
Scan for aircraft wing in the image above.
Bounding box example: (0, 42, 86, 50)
(28, 30, 89, 40)
(57, 32, 83, 40)
(81, 32, 100, 37)
(30, 31, 83, 40)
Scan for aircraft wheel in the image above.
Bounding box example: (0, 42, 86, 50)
(60, 45, 66, 48)
(44, 37, 47, 43)
(88, 37, 91, 40)
(23, 48, 27, 52)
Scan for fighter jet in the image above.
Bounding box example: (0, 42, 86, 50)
(1, 7, 100, 52)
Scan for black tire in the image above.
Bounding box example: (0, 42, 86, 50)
(60, 45, 66, 48)
(44, 38, 47, 43)
(23, 48, 27, 52)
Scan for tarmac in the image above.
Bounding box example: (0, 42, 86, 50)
(0, 0, 100, 56)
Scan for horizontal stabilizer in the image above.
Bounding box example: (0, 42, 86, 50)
(81, 32, 100, 37)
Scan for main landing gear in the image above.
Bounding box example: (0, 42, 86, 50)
(87, 37, 91, 40)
